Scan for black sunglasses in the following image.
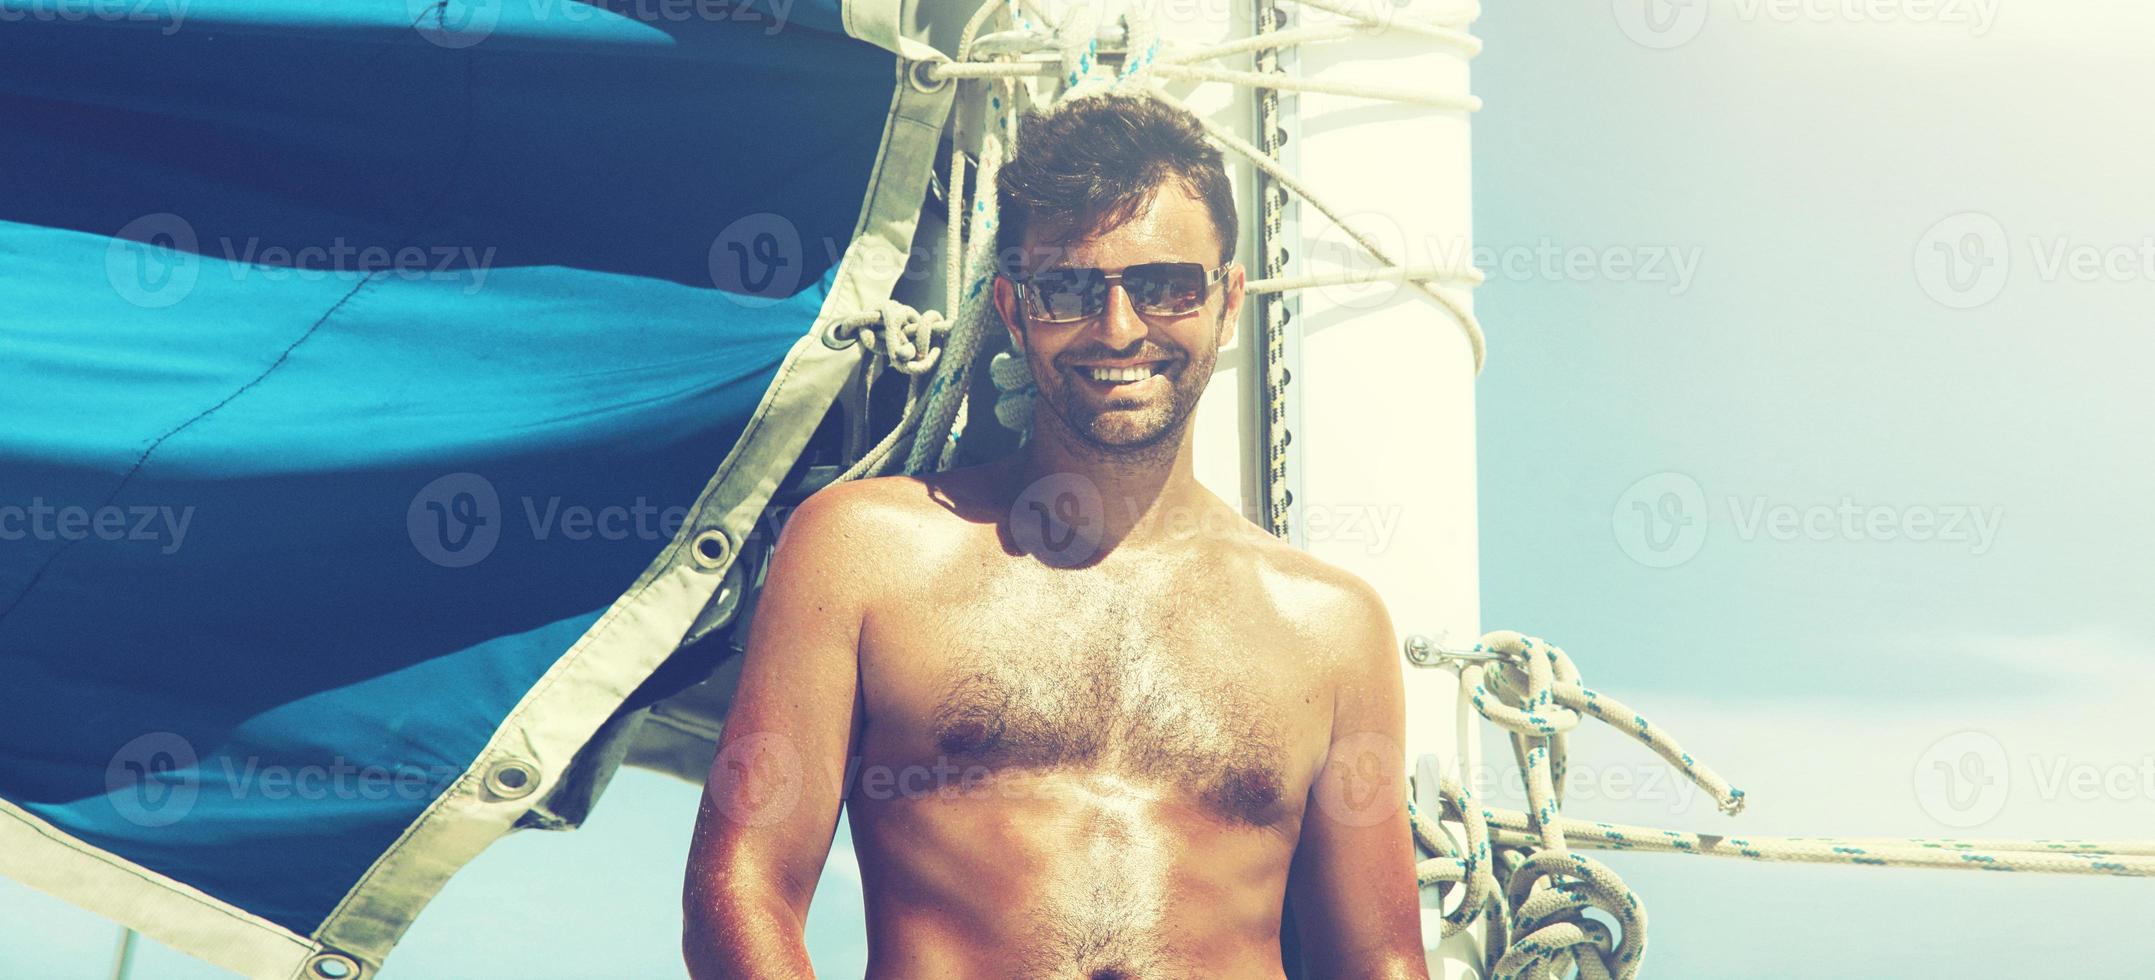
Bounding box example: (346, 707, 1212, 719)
(1011, 262, 1232, 324)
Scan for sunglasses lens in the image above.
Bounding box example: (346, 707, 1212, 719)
(1026, 269, 1105, 321)
(1127, 263, 1207, 315)
(1020, 264, 1213, 321)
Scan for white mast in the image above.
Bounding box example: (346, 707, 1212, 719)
(1158, 1, 1483, 970)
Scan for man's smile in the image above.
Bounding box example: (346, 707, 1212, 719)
(1068, 358, 1176, 398)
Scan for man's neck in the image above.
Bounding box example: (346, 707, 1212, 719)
(1005, 417, 1212, 551)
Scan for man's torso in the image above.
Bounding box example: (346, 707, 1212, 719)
(832, 464, 1357, 979)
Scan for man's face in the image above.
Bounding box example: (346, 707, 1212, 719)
(992, 183, 1244, 454)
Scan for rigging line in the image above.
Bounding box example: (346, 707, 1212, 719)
(1412, 630, 2155, 980)
(884, 0, 1491, 472)
(1183, 103, 1488, 370)
(1151, 62, 1483, 112)
(1168, 20, 1482, 64)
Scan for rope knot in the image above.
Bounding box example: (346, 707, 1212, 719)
(1056, 1, 1163, 99)
(1468, 632, 1585, 740)
(1494, 850, 1642, 980)
(831, 300, 951, 377)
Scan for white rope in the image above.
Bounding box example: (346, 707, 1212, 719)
(1246, 262, 1484, 295)
(895, 0, 1029, 475)
(827, 300, 950, 377)
(823, 302, 952, 481)
(895, 0, 1491, 469)
(1411, 630, 2155, 980)
(1166, 18, 1481, 63)
(1185, 107, 1488, 369)
(904, 115, 1007, 474)
(927, 58, 1485, 108)
(1292, 0, 1481, 31)
(1151, 62, 1482, 112)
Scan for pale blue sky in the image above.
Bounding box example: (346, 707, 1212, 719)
(7, 2, 2152, 976)
(1468, 1, 2153, 975)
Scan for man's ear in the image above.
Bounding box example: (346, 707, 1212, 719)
(992, 275, 1024, 351)
(1216, 261, 1244, 348)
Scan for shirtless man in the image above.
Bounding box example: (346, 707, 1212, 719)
(684, 92, 1429, 980)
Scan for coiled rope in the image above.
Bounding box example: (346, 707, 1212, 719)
(1413, 630, 2155, 979)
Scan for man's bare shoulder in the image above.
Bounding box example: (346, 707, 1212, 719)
(790, 463, 1005, 530)
(774, 465, 1004, 579)
(1242, 535, 1391, 633)
(1219, 536, 1403, 758)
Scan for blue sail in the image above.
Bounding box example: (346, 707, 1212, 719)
(0, 1, 941, 974)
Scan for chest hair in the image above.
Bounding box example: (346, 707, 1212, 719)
(925, 576, 1292, 825)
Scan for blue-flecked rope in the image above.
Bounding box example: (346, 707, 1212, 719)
(1410, 630, 2155, 980)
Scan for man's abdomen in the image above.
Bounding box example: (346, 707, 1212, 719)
(849, 769, 1301, 980)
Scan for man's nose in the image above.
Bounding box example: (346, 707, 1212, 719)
(1093, 281, 1149, 350)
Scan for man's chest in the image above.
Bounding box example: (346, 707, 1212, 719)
(857, 563, 1331, 826)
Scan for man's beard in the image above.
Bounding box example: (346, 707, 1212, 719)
(1030, 326, 1217, 458)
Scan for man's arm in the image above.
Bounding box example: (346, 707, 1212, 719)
(683, 486, 871, 979)
(1286, 578, 1430, 980)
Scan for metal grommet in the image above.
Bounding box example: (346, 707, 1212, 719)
(820, 318, 858, 350)
(305, 952, 362, 980)
(482, 758, 540, 801)
(690, 528, 733, 570)
(906, 58, 950, 94)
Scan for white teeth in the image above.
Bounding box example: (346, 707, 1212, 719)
(1083, 364, 1161, 383)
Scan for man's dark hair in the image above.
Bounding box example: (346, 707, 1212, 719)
(994, 92, 1238, 278)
